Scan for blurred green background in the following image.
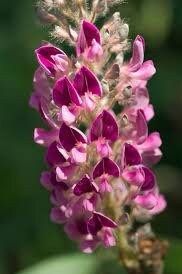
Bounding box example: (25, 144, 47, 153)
(0, 0, 182, 273)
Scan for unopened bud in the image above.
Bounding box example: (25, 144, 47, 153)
(52, 25, 70, 41)
(120, 114, 129, 127)
(120, 23, 129, 40)
(37, 7, 58, 24)
(101, 79, 110, 93)
(93, 0, 107, 14)
(123, 86, 132, 99)
(107, 0, 124, 6)
(54, 0, 65, 6)
(119, 213, 130, 225)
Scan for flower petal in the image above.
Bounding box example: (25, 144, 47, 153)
(93, 158, 120, 179)
(53, 76, 82, 107)
(46, 141, 68, 166)
(76, 20, 101, 56)
(90, 110, 118, 142)
(141, 166, 156, 191)
(59, 123, 87, 152)
(74, 66, 102, 96)
(129, 35, 145, 71)
(122, 143, 142, 168)
(74, 175, 99, 196)
(34, 128, 59, 147)
(35, 43, 66, 76)
(134, 192, 158, 210)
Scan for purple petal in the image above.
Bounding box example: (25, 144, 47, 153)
(149, 195, 167, 215)
(80, 240, 98, 254)
(131, 60, 156, 80)
(99, 177, 112, 193)
(87, 213, 102, 235)
(87, 212, 117, 236)
(50, 207, 67, 224)
(136, 109, 148, 144)
(143, 104, 155, 121)
(71, 146, 87, 164)
(122, 166, 145, 186)
(59, 123, 87, 152)
(133, 86, 149, 110)
(60, 105, 76, 125)
(100, 228, 116, 248)
(40, 171, 53, 191)
(76, 20, 101, 56)
(34, 128, 59, 147)
(50, 172, 69, 190)
(93, 158, 120, 179)
(74, 66, 102, 96)
(53, 76, 82, 107)
(74, 175, 99, 196)
(35, 44, 65, 76)
(134, 192, 158, 210)
(46, 141, 68, 166)
(141, 166, 156, 191)
(129, 35, 145, 71)
(142, 148, 162, 166)
(86, 39, 103, 60)
(122, 143, 142, 168)
(90, 110, 118, 142)
(138, 132, 162, 152)
(94, 212, 117, 228)
(39, 98, 60, 129)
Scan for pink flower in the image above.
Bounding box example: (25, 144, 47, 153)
(74, 66, 102, 110)
(53, 76, 82, 125)
(90, 110, 118, 157)
(76, 20, 103, 61)
(59, 123, 87, 164)
(29, 67, 52, 111)
(118, 36, 156, 89)
(93, 158, 120, 193)
(31, 15, 166, 253)
(35, 43, 69, 77)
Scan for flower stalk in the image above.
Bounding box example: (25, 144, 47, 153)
(30, 1, 168, 273)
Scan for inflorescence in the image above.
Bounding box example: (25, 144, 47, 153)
(30, 0, 166, 254)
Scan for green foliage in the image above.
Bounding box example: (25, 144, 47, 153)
(16, 240, 182, 274)
(17, 254, 98, 274)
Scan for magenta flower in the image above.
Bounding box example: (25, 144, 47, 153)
(93, 158, 120, 193)
(74, 66, 102, 110)
(53, 76, 82, 125)
(29, 67, 52, 111)
(35, 43, 69, 77)
(121, 143, 155, 191)
(87, 212, 117, 235)
(59, 123, 87, 163)
(90, 110, 118, 157)
(73, 175, 99, 196)
(76, 20, 103, 61)
(118, 36, 156, 91)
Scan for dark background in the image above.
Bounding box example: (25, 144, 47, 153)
(0, 0, 182, 273)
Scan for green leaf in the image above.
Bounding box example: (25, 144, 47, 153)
(17, 254, 98, 274)
(16, 240, 182, 274)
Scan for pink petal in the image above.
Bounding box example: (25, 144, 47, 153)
(34, 128, 59, 147)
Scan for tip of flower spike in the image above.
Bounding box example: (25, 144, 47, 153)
(76, 20, 101, 56)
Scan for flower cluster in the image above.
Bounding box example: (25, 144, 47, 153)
(30, 5, 166, 253)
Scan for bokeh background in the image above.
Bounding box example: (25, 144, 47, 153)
(0, 0, 182, 273)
